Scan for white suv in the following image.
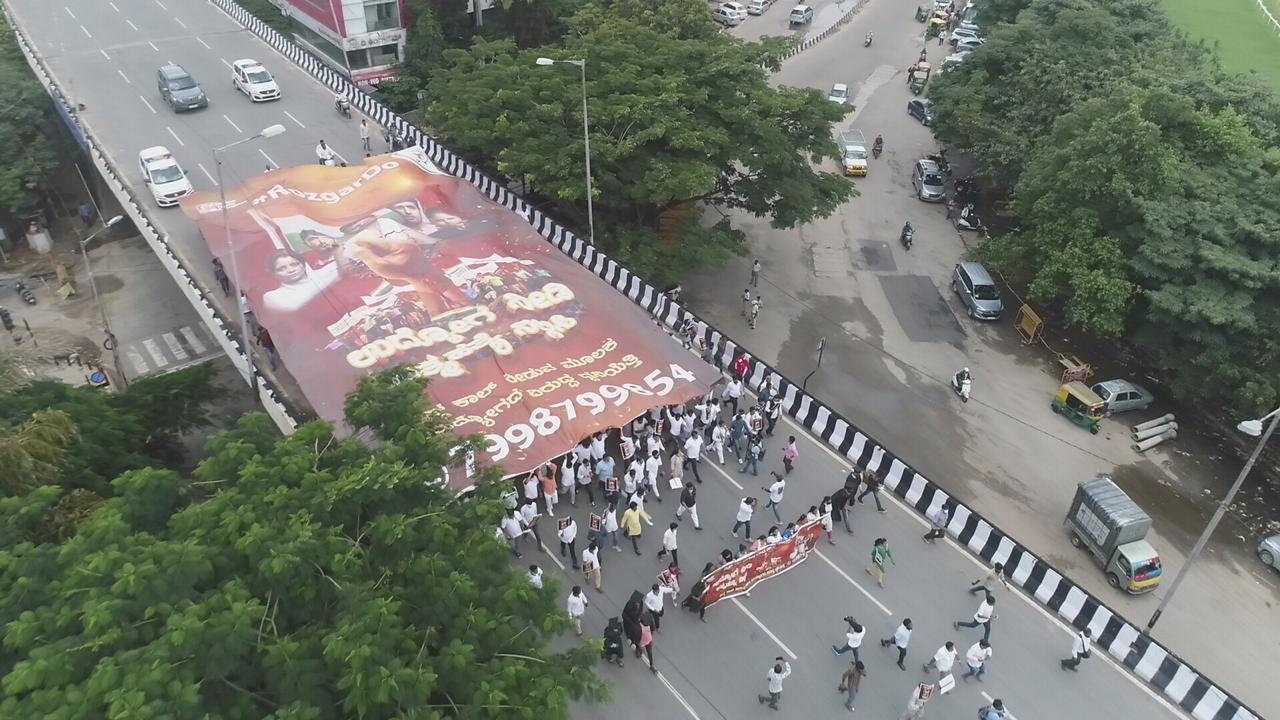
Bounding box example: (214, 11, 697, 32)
(138, 146, 193, 207)
(232, 59, 280, 102)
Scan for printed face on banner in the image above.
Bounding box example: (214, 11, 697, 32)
(182, 149, 718, 481)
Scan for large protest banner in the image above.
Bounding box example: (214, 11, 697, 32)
(702, 520, 824, 607)
(181, 148, 718, 479)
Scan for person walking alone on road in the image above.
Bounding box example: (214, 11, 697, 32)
(954, 594, 996, 642)
(212, 258, 231, 296)
(923, 640, 958, 678)
(566, 585, 589, 636)
(676, 481, 701, 530)
(750, 258, 761, 286)
(880, 618, 913, 670)
(782, 436, 799, 475)
(837, 660, 866, 712)
(620, 500, 653, 555)
(961, 639, 992, 682)
(923, 501, 951, 543)
(757, 657, 792, 710)
(831, 617, 866, 661)
(762, 471, 786, 522)
(558, 516, 580, 569)
(866, 538, 894, 587)
(732, 496, 756, 538)
(969, 562, 1010, 595)
(858, 468, 887, 512)
(359, 118, 371, 152)
(657, 522, 680, 568)
(1061, 627, 1093, 671)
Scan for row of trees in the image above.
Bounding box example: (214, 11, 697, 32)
(0, 365, 598, 718)
(929, 0, 1280, 413)
(381, 0, 853, 284)
(0, 16, 71, 223)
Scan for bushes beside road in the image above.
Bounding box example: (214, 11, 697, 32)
(929, 0, 1280, 414)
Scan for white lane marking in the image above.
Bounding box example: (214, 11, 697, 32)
(537, 540, 565, 571)
(814, 549, 893, 615)
(126, 346, 149, 374)
(155, 0, 167, 8)
(197, 37, 211, 49)
(731, 598, 798, 660)
(258, 148, 278, 168)
(139, 96, 157, 114)
(143, 339, 169, 368)
(282, 110, 305, 128)
(80, 25, 92, 38)
(174, 17, 186, 29)
(704, 452, 744, 490)
(179, 326, 208, 354)
(117, 70, 131, 84)
(148, 41, 159, 52)
(127, 19, 139, 31)
(100, 49, 111, 61)
(652, 666, 702, 720)
(166, 127, 184, 146)
(219, 57, 232, 69)
(330, 149, 348, 166)
(224, 114, 242, 133)
(771, 401, 1187, 716)
(108, 1, 119, 10)
(162, 332, 189, 360)
(64, 7, 76, 19)
(196, 163, 216, 185)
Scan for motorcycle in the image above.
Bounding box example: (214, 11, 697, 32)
(14, 281, 36, 306)
(954, 175, 980, 202)
(951, 369, 971, 402)
(865, 32, 874, 47)
(872, 135, 883, 158)
(334, 95, 352, 119)
(927, 152, 951, 175)
(900, 222, 914, 250)
(955, 203, 984, 232)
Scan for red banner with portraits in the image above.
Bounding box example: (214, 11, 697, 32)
(181, 148, 717, 480)
(702, 520, 824, 607)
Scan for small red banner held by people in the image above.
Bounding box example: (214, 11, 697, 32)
(702, 520, 823, 607)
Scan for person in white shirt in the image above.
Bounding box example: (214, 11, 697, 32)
(619, 433, 635, 463)
(700, 397, 719, 440)
(724, 378, 743, 415)
(500, 511, 525, 558)
(566, 585, 589, 635)
(575, 459, 596, 507)
(314, 139, 335, 165)
(645, 432, 664, 460)
(522, 473, 540, 505)
(518, 500, 543, 551)
(573, 440, 592, 465)
(954, 594, 997, 642)
(590, 432, 606, 462)
(602, 501, 621, 552)
(622, 466, 640, 497)
(757, 658, 791, 710)
(683, 433, 704, 483)
(581, 541, 602, 592)
(731, 497, 755, 539)
(526, 564, 544, 589)
(961, 639, 992, 682)
(643, 582, 676, 631)
(643, 450, 663, 501)
(559, 517, 580, 569)
(1061, 627, 1093, 671)
(763, 472, 785, 522)
(656, 522, 680, 567)
(711, 420, 728, 465)
(832, 617, 866, 661)
(878, 617, 913, 670)
(764, 527, 782, 544)
(560, 456, 577, 506)
(923, 640, 958, 677)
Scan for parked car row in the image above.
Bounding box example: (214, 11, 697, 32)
(713, 0, 813, 27)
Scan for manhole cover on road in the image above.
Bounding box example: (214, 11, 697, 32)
(877, 274, 965, 344)
(859, 240, 897, 272)
(811, 246, 851, 278)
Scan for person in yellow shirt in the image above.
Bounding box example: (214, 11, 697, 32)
(620, 500, 654, 556)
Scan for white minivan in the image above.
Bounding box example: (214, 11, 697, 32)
(748, 0, 772, 14)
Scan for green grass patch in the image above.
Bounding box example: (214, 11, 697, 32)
(1161, 0, 1280, 94)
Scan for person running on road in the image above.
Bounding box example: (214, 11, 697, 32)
(969, 562, 1010, 595)
(763, 471, 786, 522)
(923, 640, 958, 678)
(732, 497, 756, 539)
(961, 639, 992, 682)
(676, 481, 701, 530)
(620, 500, 653, 555)
(866, 538, 894, 587)
(831, 617, 866, 661)
(954, 594, 996, 642)
(879, 618, 913, 670)
(1061, 627, 1093, 671)
(757, 657, 791, 710)
(838, 660, 867, 712)
(858, 468, 887, 512)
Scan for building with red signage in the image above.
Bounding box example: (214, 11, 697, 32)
(264, 0, 406, 86)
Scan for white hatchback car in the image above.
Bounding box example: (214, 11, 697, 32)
(232, 59, 280, 102)
(138, 146, 193, 207)
(828, 83, 850, 105)
(720, 1, 748, 21)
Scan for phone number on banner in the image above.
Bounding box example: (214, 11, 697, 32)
(485, 363, 699, 463)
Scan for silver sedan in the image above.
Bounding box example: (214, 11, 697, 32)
(1260, 535, 1280, 570)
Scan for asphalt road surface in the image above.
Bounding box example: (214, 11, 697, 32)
(687, 0, 1280, 714)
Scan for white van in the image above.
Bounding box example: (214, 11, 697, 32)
(748, 0, 772, 15)
(788, 4, 813, 25)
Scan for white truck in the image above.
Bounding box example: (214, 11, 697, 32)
(840, 130, 868, 176)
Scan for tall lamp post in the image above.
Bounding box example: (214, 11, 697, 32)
(535, 56, 595, 245)
(1145, 406, 1280, 632)
(80, 214, 127, 387)
(214, 124, 287, 395)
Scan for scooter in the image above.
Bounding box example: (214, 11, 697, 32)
(872, 136, 883, 158)
(900, 222, 914, 250)
(865, 32, 874, 47)
(955, 204, 984, 232)
(954, 176, 979, 202)
(951, 370, 971, 402)
(334, 95, 351, 119)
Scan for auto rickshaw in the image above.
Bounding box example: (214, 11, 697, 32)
(908, 62, 931, 95)
(1051, 381, 1106, 434)
(926, 15, 947, 38)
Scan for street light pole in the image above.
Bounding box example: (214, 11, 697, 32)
(213, 124, 287, 396)
(1144, 406, 1280, 632)
(535, 57, 595, 245)
(80, 214, 127, 388)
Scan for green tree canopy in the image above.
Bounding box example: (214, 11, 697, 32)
(0, 16, 67, 217)
(0, 371, 601, 719)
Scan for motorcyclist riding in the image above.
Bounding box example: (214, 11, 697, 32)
(334, 93, 351, 118)
(872, 134, 884, 158)
(865, 31, 874, 46)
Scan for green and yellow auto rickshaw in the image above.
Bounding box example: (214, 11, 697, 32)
(1051, 381, 1106, 434)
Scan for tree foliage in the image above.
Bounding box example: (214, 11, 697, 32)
(423, 0, 852, 283)
(0, 371, 602, 718)
(930, 0, 1280, 412)
(0, 16, 67, 217)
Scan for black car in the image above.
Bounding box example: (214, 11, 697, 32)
(907, 98, 934, 126)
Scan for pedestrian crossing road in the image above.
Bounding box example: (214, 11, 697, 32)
(120, 324, 221, 378)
